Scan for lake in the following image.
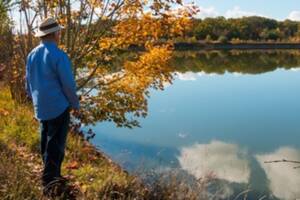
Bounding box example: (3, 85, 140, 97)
(89, 50, 300, 199)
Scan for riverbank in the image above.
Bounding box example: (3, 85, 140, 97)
(128, 42, 300, 51)
(174, 42, 300, 51)
(0, 86, 147, 199)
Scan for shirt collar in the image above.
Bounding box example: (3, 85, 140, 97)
(41, 40, 57, 46)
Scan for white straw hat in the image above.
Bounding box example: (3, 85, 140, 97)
(35, 18, 64, 37)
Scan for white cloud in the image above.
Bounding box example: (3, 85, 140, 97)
(287, 11, 300, 21)
(290, 67, 300, 72)
(232, 72, 243, 77)
(178, 132, 189, 138)
(176, 72, 198, 81)
(177, 140, 250, 184)
(194, 5, 269, 20)
(196, 6, 219, 19)
(256, 147, 300, 200)
(176, 71, 219, 81)
(225, 6, 266, 19)
(197, 72, 205, 77)
(162, 81, 171, 88)
(198, 72, 219, 77)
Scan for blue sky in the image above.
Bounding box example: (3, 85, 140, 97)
(10, 0, 300, 32)
(193, 0, 300, 21)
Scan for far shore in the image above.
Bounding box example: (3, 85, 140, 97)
(129, 42, 300, 51)
(174, 42, 300, 51)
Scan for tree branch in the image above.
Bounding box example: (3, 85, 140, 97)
(264, 159, 300, 164)
(264, 159, 300, 169)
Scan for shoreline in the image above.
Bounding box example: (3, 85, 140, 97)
(0, 86, 146, 199)
(128, 42, 300, 51)
(174, 42, 300, 51)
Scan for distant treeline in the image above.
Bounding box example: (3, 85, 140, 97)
(183, 16, 300, 43)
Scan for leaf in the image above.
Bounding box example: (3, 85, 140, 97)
(0, 108, 9, 116)
(66, 161, 79, 170)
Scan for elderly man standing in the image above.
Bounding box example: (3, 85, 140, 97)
(25, 18, 80, 195)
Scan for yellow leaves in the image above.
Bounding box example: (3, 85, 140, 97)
(113, 14, 165, 46)
(104, 8, 193, 51)
(86, 61, 97, 69)
(88, 0, 104, 8)
(113, 45, 173, 95)
(120, 0, 144, 16)
(66, 160, 80, 170)
(81, 184, 88, 193)
(46, 0, 59, 8)
(0, 108, 9, 116)
(57, 16, 68, 27)
(99, 38, 113, 50)
(81, 45, 174, 127)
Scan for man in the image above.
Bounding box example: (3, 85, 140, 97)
(25, 18, 80, 194)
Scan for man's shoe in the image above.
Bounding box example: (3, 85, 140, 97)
(42, 179, 66, 198)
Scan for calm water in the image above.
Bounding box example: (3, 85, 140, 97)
(89, 51, 300, 199)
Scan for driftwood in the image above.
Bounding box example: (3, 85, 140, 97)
(264, 159, 300, 169)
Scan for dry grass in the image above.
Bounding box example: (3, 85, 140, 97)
(0, 141, 40, 199)
(0, 87, 138, 199)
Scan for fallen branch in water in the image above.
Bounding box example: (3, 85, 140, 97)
(264, 159, 300, 169)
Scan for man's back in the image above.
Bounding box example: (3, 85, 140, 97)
(26, 41, 79, 120)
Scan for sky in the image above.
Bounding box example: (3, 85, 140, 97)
(192, 0, 300, 21)
(10, 0, 300, 32)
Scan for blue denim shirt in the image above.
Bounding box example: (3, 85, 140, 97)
(25, 41, 80, 120)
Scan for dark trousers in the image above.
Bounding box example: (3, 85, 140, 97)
(40, 107, 70, 186)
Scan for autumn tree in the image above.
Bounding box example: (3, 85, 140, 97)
(192, 16, 300, 42)
(9, 0, 197, 129)
(0, 0, 13, 82)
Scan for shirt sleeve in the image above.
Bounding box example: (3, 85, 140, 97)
(56, 52, 80, 109)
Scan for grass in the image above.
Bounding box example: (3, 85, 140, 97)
(0, 86, 148, 199)
(0, 141, 40, 199)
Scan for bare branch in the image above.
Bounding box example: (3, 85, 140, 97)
(264, 159, 300, 164)
(265, 159, 300, 169)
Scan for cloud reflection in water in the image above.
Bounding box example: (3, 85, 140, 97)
(255, 147, 300, 200)
(177, 140, 250, 184)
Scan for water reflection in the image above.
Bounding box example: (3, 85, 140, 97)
(171, 50, 300, 74)
(178, 140, 250, 184)
(90, 50, 300, 199)
(175, 66, 300, 82)
(176, 72, 199, 81)
(291, 67, 300, 72)
(178, 141, 300, 199)
(256, 147, 300, 199)
(175, 72, 219, 81)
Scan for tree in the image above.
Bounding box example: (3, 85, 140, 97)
(191, 16, 300, 42)
(9, 0, 197, 128)
(280, 20, 299, 39)
(205, 34, 212, 42)
(218, 35, 228, 43)
(0, 0, 13, 82)
(260, 28, 281, 41)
